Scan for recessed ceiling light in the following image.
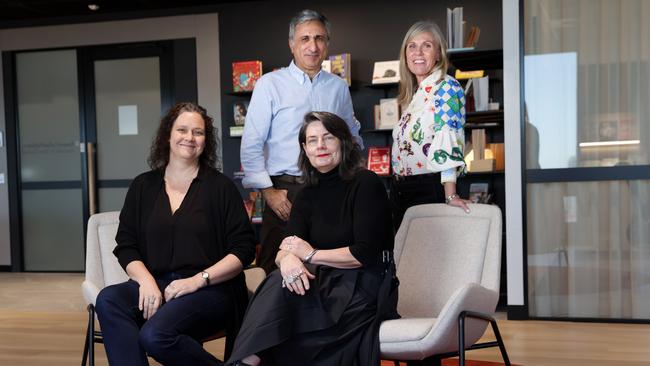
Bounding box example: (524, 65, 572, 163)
(88, 4, 100, 11)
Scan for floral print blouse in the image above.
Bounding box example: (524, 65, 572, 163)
(391, 70, 466, 183)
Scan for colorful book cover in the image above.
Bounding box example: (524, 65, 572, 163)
(367, 147, 391, 176)
(232, 60, 262, 92)
(329, 53, 351, 86)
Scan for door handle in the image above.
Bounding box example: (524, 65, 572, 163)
(86, 142, 97, 215)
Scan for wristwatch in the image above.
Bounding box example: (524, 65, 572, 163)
(200, 271, 210, 286)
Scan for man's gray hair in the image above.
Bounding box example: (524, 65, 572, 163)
(288, 9, 331, 41)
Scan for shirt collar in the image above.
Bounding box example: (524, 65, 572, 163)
(419, 69, 444, 89)
(288, 60, 322, 85)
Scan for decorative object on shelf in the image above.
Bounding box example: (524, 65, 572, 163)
(372, 60, 400, 84)
(467, 128, 495, 172)
(232, 60, 262, 92)
(488, 143, 505, 171)
(379, 98, 399, 129)
(367, 146, 391, 176)
(230, 126, 244, 137)
(329, 53, 351, 86)
(233, 100, 249, 126)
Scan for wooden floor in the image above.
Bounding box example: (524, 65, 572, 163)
(1, 272, 650, 366)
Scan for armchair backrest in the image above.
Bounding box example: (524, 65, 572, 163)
(393, 204, 502, 317)
(83, 211, 128, 305)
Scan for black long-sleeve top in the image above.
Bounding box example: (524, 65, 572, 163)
(114, 167, 256, 277)
(287, 168, 394, 269)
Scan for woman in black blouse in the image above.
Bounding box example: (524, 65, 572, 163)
(228, 112, 397, 366)
(95, 102, 256, 366)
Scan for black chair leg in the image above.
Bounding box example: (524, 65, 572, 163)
(458, 310, 511, 366)
(81, 312, 90, 366)
(88, 304, 95, 366)
(489, 318, 511, 366)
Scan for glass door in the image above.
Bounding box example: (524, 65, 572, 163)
(10, 41, 183, 271)
(91, 56, 162, 213)
(15, 50, 84, 271)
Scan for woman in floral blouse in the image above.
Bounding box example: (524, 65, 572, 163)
(390, 20, 470, 230)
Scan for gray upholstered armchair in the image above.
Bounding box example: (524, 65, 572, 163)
(379, 203, 510, 366)
(81, 211, 265, 366)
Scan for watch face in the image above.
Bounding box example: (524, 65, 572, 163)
(202, 272, 209, 280)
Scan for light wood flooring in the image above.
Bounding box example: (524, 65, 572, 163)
(1, 272, 650, 366)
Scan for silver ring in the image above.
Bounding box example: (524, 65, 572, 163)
(149, 299, 154, 304)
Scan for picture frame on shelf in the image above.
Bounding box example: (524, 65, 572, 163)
(372, 60, 400, 84)
(233, 100, 249, 126)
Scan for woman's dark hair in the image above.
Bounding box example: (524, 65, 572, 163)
(298, 111, 364, 185)
(148, 102, 219, 170)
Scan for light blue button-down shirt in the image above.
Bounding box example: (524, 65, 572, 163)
(240, 61, 362, 189)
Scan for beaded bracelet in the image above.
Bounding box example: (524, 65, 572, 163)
(446, 193, 459, 204)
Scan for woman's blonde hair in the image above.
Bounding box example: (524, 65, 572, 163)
(396, 20, 449, 108)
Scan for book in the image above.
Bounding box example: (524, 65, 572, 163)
(469, 183, 490, 203)
(329, 53, 351, 86)
(232, 60, 262, 92)
(464, 26, 481, 48)
(455, 69, 485, 80)
(379, 98, 399, 129)
(372, 60, 400, 84)
(447, 7, 464, 49)
(251, 191, 264, 223)
(367, 147, 391, 176)
(321, 59, 331, 73)
(233, 100, 249, 126)
(373, 104, 382, 129)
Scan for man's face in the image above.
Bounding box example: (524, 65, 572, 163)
(289, 20, 329, 76)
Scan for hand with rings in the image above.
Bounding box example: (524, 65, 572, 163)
(138, 278, 163, 319)
(279, 235, 313, 260)
(164, 276, 203, 302)
(279, 253, 315, 295)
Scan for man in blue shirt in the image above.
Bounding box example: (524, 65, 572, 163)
(241, 9, 362, 273)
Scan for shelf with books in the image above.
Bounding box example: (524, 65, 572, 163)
(448, 49, 502, 71)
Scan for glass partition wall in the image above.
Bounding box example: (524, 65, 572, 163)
(524, 0, 650, 320)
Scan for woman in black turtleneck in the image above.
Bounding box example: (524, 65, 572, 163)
(228, 112, 398, 366)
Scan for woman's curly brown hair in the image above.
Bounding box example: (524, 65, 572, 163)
(147, 102, 219, 170)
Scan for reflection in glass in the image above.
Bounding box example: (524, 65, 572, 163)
(16, 50, 80, 181)
(23, 189, 84, 271)
(524, 0, 650, 169)
(527, 180, 650, 319)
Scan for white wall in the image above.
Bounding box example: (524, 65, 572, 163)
(0, 13, 221, 267)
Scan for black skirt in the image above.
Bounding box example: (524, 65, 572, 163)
(228, 264, 386, 366)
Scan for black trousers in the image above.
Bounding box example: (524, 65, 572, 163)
(389, 173, 445, 232)
(257, 175, 304, 274)
(95, 273, 234, 366)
